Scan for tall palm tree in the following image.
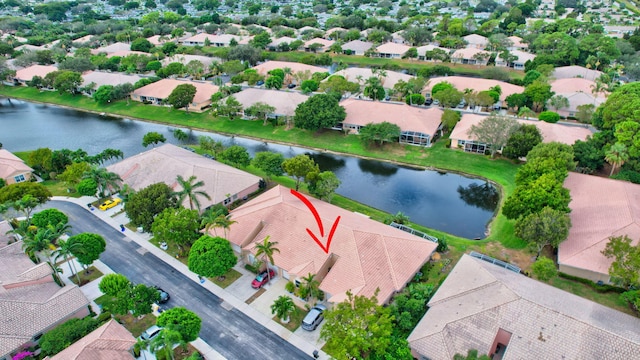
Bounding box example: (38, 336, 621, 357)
(83, 166, 122, 197)
(54, 238, 82, 285)
(173, 175, 211, 211)
(22, 227, 56, 264)
(605, 143, 629, 176)
(150, 329, 185, 360)
(254, 235, 280, 285)
(212, 214, 237, 238)
(300, 273, 322, 305)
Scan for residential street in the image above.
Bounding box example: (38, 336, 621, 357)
(44, 201, 311, 360)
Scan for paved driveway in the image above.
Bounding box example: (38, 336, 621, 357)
(45, 201, 311, 360)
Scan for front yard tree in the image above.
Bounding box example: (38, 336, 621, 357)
(271, 295, 296, 323)
(68, 233, 106, 272)
(0, 182, 51, 206)
(433, 87, 463, 108)
(245, 102, 275, 125)
(98, 273, 131, 296)
(502, 124, 543, 159)
(142, 131, 167, 147)
(6, 194, 50, 226)
(188, 235, 237, 278)
(174, 175, 211, 211)
(514, 206, 571, 257)
(76, 178, 98, 196)
(282, 154, 319, 191)
(358, 122, 401, 147)
(216, 96, 243, 119)
(254, 235, 279, 285)
(524, 81, 554, 112)
(152, 207, 201, 255)
(251, 151, 285, 178)
(157, 307, 202, 342)
(294, 93, 346, 131)
(53, 70, 83, 95)
(320, 290, 394, 359)
(167, 83, 197, 112)
(113, 283, 161, 316)
(125, 182, 177, 232)
(503, 173, 571, 220)
(82, 166, 122, 197)
(59, 161, 91, 185)
(32, 208, 68, 228)
(469, 114, 520, 158)
(601, 235, 640, 288)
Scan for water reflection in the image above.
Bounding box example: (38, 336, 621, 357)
(457, 182, 500, 212)
(1, 99, 498, 239)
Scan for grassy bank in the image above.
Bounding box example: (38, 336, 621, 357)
(1, 85, 523, 248)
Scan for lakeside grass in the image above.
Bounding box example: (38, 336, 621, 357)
(1, 85, 522, 248)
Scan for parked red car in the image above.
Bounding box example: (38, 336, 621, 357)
(251, 269, 276, 289)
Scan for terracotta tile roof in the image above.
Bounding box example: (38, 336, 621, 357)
(73, 35, 93, 44)
(408, 254, 640, 360)
(424, 76, 524, 101)
(181, 33, 250, 45)
(107, 144, 260, 209)
(105, 50, 149, 59)
(559, 173, 640, 277)
(450, 114, 592, 145)
(416, 44, 449, 56)
(550, 78, 607, 98)
(341, 40, 373, 53)
(146, 35, 170, 46)
(303, 38, 334, 49)
(90, 42, 131, 55)
(232, 88, 309, 117)
(0, 242, 90, 357)
(81, 71, 144, 88)
(495, 49, 535, 63)
(161, 54, 219, 69)
(324, 27, 347, 37)
(14, 65, 58, 82)
(0, 149, 33, 180)
(507, 35, 528, 49)
(375, 42, 411, 55)
(329, 67, 413, 89)
(268, 36, 297, 47)
(451, 47, 491, 60)
(223, 185, 437, 304)
(132, 79, 219, 105)
(341, 98, 443, 137)
(552, 65, 604, 82)
(251, 61, 326, 76)
(463, 34, 489, 47)
(47, 320, 136, 360)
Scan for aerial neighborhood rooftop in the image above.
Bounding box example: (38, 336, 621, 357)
(1, 0, 640, 359)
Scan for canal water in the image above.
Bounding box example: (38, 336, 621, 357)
(0, 99, 498, 239)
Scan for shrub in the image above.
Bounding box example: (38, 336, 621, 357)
(539, 111, 560, 123)
(76, 178, 98, 196)
(285, 281, 295, 293)
(531, 256, 557, 281)
(39, 317, 99, 356)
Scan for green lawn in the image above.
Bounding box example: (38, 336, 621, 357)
(549, 277, 634, 315)
(209, 268, 242, 288)
(41, 180, 83, 198)
(69, 266, 103, 286)
(273, 306, 308, 332)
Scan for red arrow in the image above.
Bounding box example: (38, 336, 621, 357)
(291, 189, 341, 254)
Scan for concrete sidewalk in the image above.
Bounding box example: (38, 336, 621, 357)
(53, 196, 329, 360)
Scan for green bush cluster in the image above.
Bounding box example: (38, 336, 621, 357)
(39, 317, 99, 356)
(557, 272, 626, 293)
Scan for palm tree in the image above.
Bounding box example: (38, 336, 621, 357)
(254, 235, 280, 285)
(173, 175, 211, 211)
(7, 219, 36, 239)
(82, 166, 122, 197)
(605, 143, 629, 176)
(212, 214, 237, 238)
(271, 295, 296, 323)
(22, 227, 56, 264)
(300, 273, 322, 305)
(149, 329, 185, 360)
(54, 238, 82, 285)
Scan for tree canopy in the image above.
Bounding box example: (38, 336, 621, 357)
(320, 291, 394, 359)
(502, 124, 543, 160)
(601, 235, 640, 289)
(294, 94, 346, 131)
(32, 208, 68, 228)
(98, 273, 131, 296)
(502, 173, 571, 220)
(152, 207, 201, 255)
(0, 182, 51, 204)
(358, 122, 401, 147)
(251, 151, 285, 178)
(188, 235, 237, 278)
(125, 182, 176, 231)
(514, 206, 571, 257)
(282, 154, 319, 191)
(469, 114, 520, 157)
(142, 131, 167, 147)
(167, 83, 197, 111)
(68, 233, 106, 269)
(157, 307, 202, 342)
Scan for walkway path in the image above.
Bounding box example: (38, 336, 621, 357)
(53, 196, 329, 360)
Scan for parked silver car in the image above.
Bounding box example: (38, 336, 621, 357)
(140, 325, 162, 341)
(301, 304, 327, 331)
